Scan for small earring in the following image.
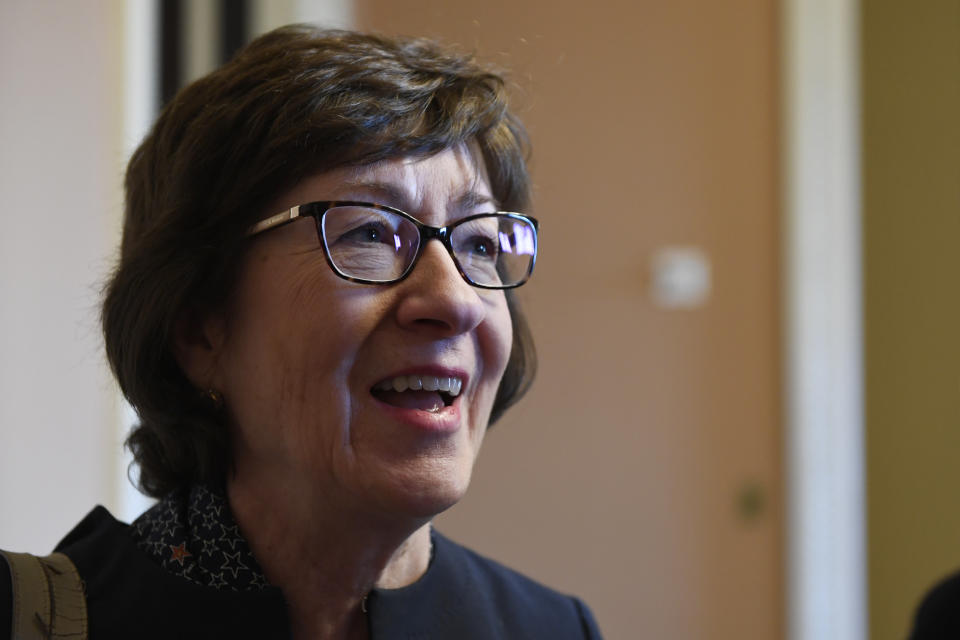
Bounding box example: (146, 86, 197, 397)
(205, 389, 224, 410)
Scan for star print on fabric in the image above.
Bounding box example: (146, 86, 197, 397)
(219, 523, 243, 550)
(221, 551, 248, 579)
(160, 519, 180, 539)
(209, 572, 229, 590)
(169, 542, 193, 567)
(201, 538, 218, 558)
(250, 572, 269, 590)
(160, 502, 178, 522)
(169, 542, 192, 566)
(131, 485, 270, 592)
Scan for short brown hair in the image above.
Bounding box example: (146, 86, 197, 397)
(103, 26, 536, 498)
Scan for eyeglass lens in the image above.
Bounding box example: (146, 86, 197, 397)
(320, 206, 536, 287)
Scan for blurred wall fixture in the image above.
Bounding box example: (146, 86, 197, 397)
(650, 246, 712, 309)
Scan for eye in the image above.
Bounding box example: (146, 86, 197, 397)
(451, 217, 502, 263)
(462, 234, 499, 259)
(340, 222, 390, 244)
(471, 237, 495, 256)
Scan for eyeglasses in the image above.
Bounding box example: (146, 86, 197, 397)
(249, 201, 539, 289)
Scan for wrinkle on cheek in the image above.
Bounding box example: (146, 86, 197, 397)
(273, 350, 356, 482)
(483, 294, 512, 370)
(282, 257, 330, 310)
(281, 270, 369, 469)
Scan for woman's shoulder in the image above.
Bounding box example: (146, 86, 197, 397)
(0, 508, 119, 640)
(4, 506, 289, 640)
(909, 568, 960, 639)
(367, 530, 603, 639)
(433, 532, 589, 607)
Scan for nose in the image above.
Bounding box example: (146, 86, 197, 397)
(394, 240, 486, 336)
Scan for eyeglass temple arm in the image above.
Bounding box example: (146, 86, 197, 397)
(248, 205, 304, 236)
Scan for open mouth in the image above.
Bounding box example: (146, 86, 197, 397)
(371, 374, 464, 413)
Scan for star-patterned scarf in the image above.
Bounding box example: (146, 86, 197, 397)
(130, 484, 270, 591)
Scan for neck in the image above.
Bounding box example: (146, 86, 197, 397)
(227, 473, 433, 640)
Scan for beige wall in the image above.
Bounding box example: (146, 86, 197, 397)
(863, 1, 960, 638)
(357, 2, 782, 638)
(0, 0, 127, 551)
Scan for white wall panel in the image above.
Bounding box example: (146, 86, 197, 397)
(0, 0, 128, 552)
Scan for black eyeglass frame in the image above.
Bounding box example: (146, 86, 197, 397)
(248, 200, 539, 290)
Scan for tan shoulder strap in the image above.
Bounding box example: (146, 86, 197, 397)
(2, 550, 87, 640)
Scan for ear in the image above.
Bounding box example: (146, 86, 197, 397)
(173, 307, 227, 390)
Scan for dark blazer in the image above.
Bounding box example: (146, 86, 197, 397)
(909, 570, 960, 639)
(2, 507, 602, 639)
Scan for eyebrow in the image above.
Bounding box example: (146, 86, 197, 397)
(336, 181, 410, 208)
(453, 190, 498, 211)
(335, 180, 499, 214)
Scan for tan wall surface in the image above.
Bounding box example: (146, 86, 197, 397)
(356, 2, 782, 638)
(863, 1, 960, 638)
(0, 0, 126, 552)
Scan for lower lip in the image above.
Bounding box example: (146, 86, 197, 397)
(371, 396, 462, 434)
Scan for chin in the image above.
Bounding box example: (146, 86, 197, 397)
(375, 460, 475, 521)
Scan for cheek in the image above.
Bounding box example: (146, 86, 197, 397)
(216, 260, 379, 444)
(228, 250, 376, 362)
(478, 296, 514, 396)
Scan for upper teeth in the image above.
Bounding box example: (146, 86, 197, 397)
(375, 375, 463, 396)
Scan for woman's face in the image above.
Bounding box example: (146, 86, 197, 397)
(207, 146, 512, 521)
